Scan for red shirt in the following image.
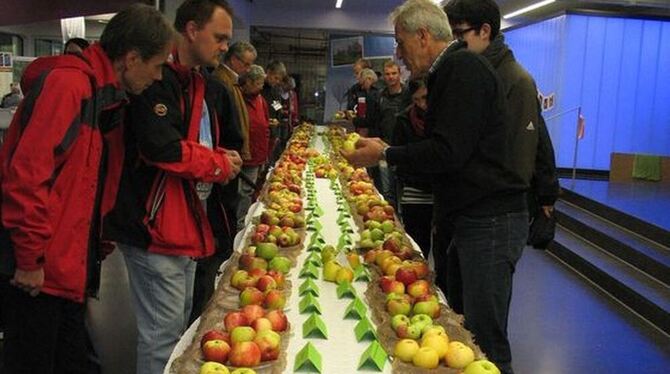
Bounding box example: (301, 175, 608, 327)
(244, 93, 270, 166)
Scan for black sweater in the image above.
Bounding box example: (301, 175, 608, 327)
(386, 42, 527, 218)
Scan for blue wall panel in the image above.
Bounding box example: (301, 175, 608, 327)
(506, 14, 670, 170)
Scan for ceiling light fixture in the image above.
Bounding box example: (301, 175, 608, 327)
(503, 0, 555, 19)
(335, 0, 343, 9)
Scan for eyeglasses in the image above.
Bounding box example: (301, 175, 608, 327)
(452, 27, 477, 40)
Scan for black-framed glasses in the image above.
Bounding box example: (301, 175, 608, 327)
(452, 27, 477, 40)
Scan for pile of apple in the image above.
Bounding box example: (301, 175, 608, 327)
(199, 305, 289, 373)
(249, 223, 302, 248)
(263, 191, 303, 217)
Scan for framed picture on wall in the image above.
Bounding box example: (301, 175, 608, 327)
(331, 36, 363, 67)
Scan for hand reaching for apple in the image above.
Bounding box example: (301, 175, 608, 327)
(341, 137, 388, 168)
(11, 268, 44, 297)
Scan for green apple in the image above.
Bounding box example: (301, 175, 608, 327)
(360, 229, 372, 240)
(370, 228, 385, 241)
(413, 300, 441, 319)
(412, 347, 440, 369)
(410, 314, 433, 332)
(366, 220, 382, 230)
(391, 314, 410, 331)
(230, 326, 256, 344)
(464, 359, 501, 374)
(321, 245, 338, 263)
(199, 362, 230, 374)
(323, 261, 342, 282)
(445, 341, 475, 369)
(393, 339, 419, 363)
(386, 297, 411, 316)
(380, 220, 395, 233)
(256, 242, 278, 261)
(421, 334, 449, 359)
(359, 238, 375, 248)
(268, 256, 291, 274)
(396, 323, 421, 340)
(230, 369, 257, 374)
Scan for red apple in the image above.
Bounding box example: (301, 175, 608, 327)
(240, 287, 265, 307)
(241, 305, 265, 323)
(201, 330, 230, 347)
(254, 330, 281, 361)
(263, 289, 286, 310)
(407, 280, 430, 298)
(251, 317, 273, 332)
(248, 268, 267, 278)
(228, 341, 261, 367)
(267, 270, 285, 287)
(238, 254, 255, 270)
(224, 311, 249, 331)
(265, 310, 288, 332)
(202, 339, 231, 364)
(256, 275, 277, 292)
(395, 267, 418, 287)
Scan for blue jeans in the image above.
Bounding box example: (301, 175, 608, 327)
(443, 211, 528, 374)
(119, 244, 196, 374)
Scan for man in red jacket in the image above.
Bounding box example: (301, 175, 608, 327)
(0, 4, 174, 373)
(101, 1, 242, 373)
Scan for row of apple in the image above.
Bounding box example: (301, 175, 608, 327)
(326, 127, 501, 373)
(195, 124, 318, 374)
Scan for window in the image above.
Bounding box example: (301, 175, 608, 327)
(0, 32, 23, 56)
(35, 39, 62, 57)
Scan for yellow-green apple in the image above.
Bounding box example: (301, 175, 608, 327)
(256, 275, 277, 292)
(251, 317, 273, 332)
(277, 233, 292, 247)
(370, 228, 385, 241)
(407, 280, 430, 298)
(256, 243, 278, 261)
(422, 325, 447, 338)
(412, 347, 440, 369)
(405, 260, 429, 279)
(263, 289, 286, 310)
(248, 257, 268, 272)
(380, 220, 395, 234)
(266, 270, 285, 287)
(231, 326, 256, 344)
(241, 305, 265, 323)
(265, 310, 288, 332)
(254, 330, 281, 361)
(248, 268, 266, 279)
(268, 256, 291, 274)
(421, 334, 449, 359)
(395, 267, 418, 287)
(231, 270, 255, 290)
(380, 255, 401, 273)
(323, 261, 341, 282)
(228, 341, 261, 367)
(393, 339, 420, 363)
(374, 250, 394, 267)
(201, 330, 231, 347)
(384, 262, 403, 277)
(346, 252, 361, 268)
(240, 287, 264, 307)
(199, 361, 230, 374)
(224, 312, 249, 331)
(321, 246, 338, 263)
(359, 238, 376, 249)
(202, 339, 231, 363)
(386, 296, 412, 316)
(413, 300, 440, 318)
(464, 360, 501, 374)
(396, 323, 422, 340)
(230, 368, 256, 374)
(335, 267, 354, 284)
(410, 314, 433, 331)
(445, 341, 475, 369)
(391, 314, 410, 331)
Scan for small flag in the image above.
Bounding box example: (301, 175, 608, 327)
(577, 113, 585, 140)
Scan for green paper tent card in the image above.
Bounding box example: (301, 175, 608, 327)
(299, 263, 319, 279)
(314, 205, 324, 216)
(302, 313, 328, 339)
(354, 266, 371, 282)
(336, 281, 356, 299)
(294, 342, 322, 373)
(344, 297, 368, 320)
(354, 317, 377, 342)
(304, 252, 322, 267)
(307, 245, 322, 253)
(299, 278, 320, 296)
(299, 294, 322, 314)
(358, 340, 388, 371)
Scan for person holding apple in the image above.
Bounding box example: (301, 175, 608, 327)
(343, 1, 527, 373)
(0, 4, 175, 373)
(100, 1, 243, 373)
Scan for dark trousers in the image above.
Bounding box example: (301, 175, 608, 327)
(1, 286, 89, 374)
(441, 211, 528, 374)
(400, 203, 433, 258)
(189, 249, 231, 324)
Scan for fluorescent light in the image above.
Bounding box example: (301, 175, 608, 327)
(336, 0, 343, 9)
(503, 0, 555, 19)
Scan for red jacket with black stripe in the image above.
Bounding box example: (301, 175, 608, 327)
(0, 44, 127, 303)
(102, 62, 234, 258)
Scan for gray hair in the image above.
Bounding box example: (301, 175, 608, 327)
(390, 0, 452, 42)
(266, 60, 287, 77)
(239, 64, 266, 85)
(224, 41, 257, 62)
(359, 68, 378, 82)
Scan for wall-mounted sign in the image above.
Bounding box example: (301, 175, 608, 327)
(0, 52, 13, 72)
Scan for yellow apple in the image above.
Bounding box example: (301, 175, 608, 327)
(393, 339, 420, 363)
(412, 347, 440, 369)
(199, 361, 230, 374)
(464, 359, 501, 374)
(421, 334, 449, 359)
(335, 267, 354, 284)
(445, 341, 475, 369)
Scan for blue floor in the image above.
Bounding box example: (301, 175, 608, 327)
(559, 178, 670, 232)
(509, 248, 670, 374)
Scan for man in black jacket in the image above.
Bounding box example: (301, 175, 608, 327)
(344, 1, 527, 373)
(443, 0, 559, 222)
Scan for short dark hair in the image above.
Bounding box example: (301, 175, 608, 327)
(443, 0, 501, 40)
(355, 58, 371, 69)
(64, 38, 90, 51)
(100, 4, 175, 61)
(174, 0, 234, 33)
